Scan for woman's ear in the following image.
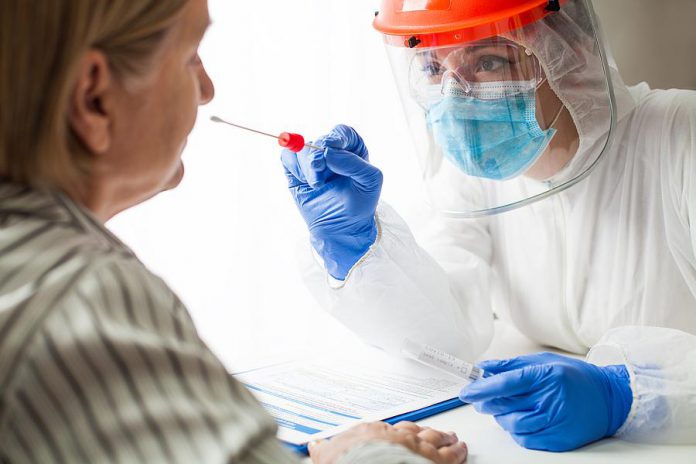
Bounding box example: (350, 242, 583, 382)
(68, 50, 113, 154)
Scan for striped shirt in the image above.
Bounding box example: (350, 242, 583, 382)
(0, 182, 431, 464)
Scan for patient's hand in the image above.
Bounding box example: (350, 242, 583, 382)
(309, 421, 468, 464)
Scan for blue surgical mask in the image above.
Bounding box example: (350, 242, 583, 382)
(425, 81, 557, 181)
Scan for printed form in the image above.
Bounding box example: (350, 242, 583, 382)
(236, 346, 466, 446)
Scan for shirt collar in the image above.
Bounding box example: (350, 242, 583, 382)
(0, 180, 133, 254)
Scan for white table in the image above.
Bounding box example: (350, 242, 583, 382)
(415, 322, 696, 463)
(257, 318, 694, 463)
(419, 406, 695, 464)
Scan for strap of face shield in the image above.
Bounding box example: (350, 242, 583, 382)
(546, 0, 561, 12)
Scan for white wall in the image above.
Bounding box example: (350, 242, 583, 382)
(593, 0, 696, 89)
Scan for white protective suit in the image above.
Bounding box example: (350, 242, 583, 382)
(301, 2, 696, 447)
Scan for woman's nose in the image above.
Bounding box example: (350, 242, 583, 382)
(199, 64, 215, 105)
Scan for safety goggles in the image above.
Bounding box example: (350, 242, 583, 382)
(408, 37, 544, 107)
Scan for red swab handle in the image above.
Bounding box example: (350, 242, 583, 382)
(278, 132, 306, 153)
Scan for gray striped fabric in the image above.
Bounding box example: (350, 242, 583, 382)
(0, 183, 298, 463)
(0, 182, 432, 464)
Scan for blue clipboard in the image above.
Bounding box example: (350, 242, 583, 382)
(283, 397, 467, 456)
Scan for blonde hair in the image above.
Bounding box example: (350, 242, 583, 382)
(0, 0, 188, 189)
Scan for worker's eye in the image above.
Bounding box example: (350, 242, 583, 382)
(476, 55, 509, 74)
(421, 61, 444, 77)
(416, 51, 445, 78)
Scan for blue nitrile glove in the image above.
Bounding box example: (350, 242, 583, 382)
(459, 352, 633, 452)
(281, 125, 382, 280)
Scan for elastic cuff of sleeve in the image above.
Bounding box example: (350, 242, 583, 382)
(323, 214, 382, 289)
(326, 272, 346, 290)
(602, 364, 633, 437)
(586, 342, 639, 438)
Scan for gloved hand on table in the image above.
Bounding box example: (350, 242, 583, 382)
(281, 124, 382, 281)
(459, 352, 633, 452)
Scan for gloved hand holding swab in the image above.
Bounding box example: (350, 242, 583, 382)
(210, 115, 322, 153)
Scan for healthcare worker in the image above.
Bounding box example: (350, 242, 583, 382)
(281, 0, 696, 453)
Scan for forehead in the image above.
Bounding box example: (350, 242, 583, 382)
(172, 0, 210, 40)
(428, 36, 522, 61)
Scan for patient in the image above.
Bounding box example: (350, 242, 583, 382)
(0, 0, 468, 463)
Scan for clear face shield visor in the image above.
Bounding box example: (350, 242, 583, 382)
(383, 0, 617, 217)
